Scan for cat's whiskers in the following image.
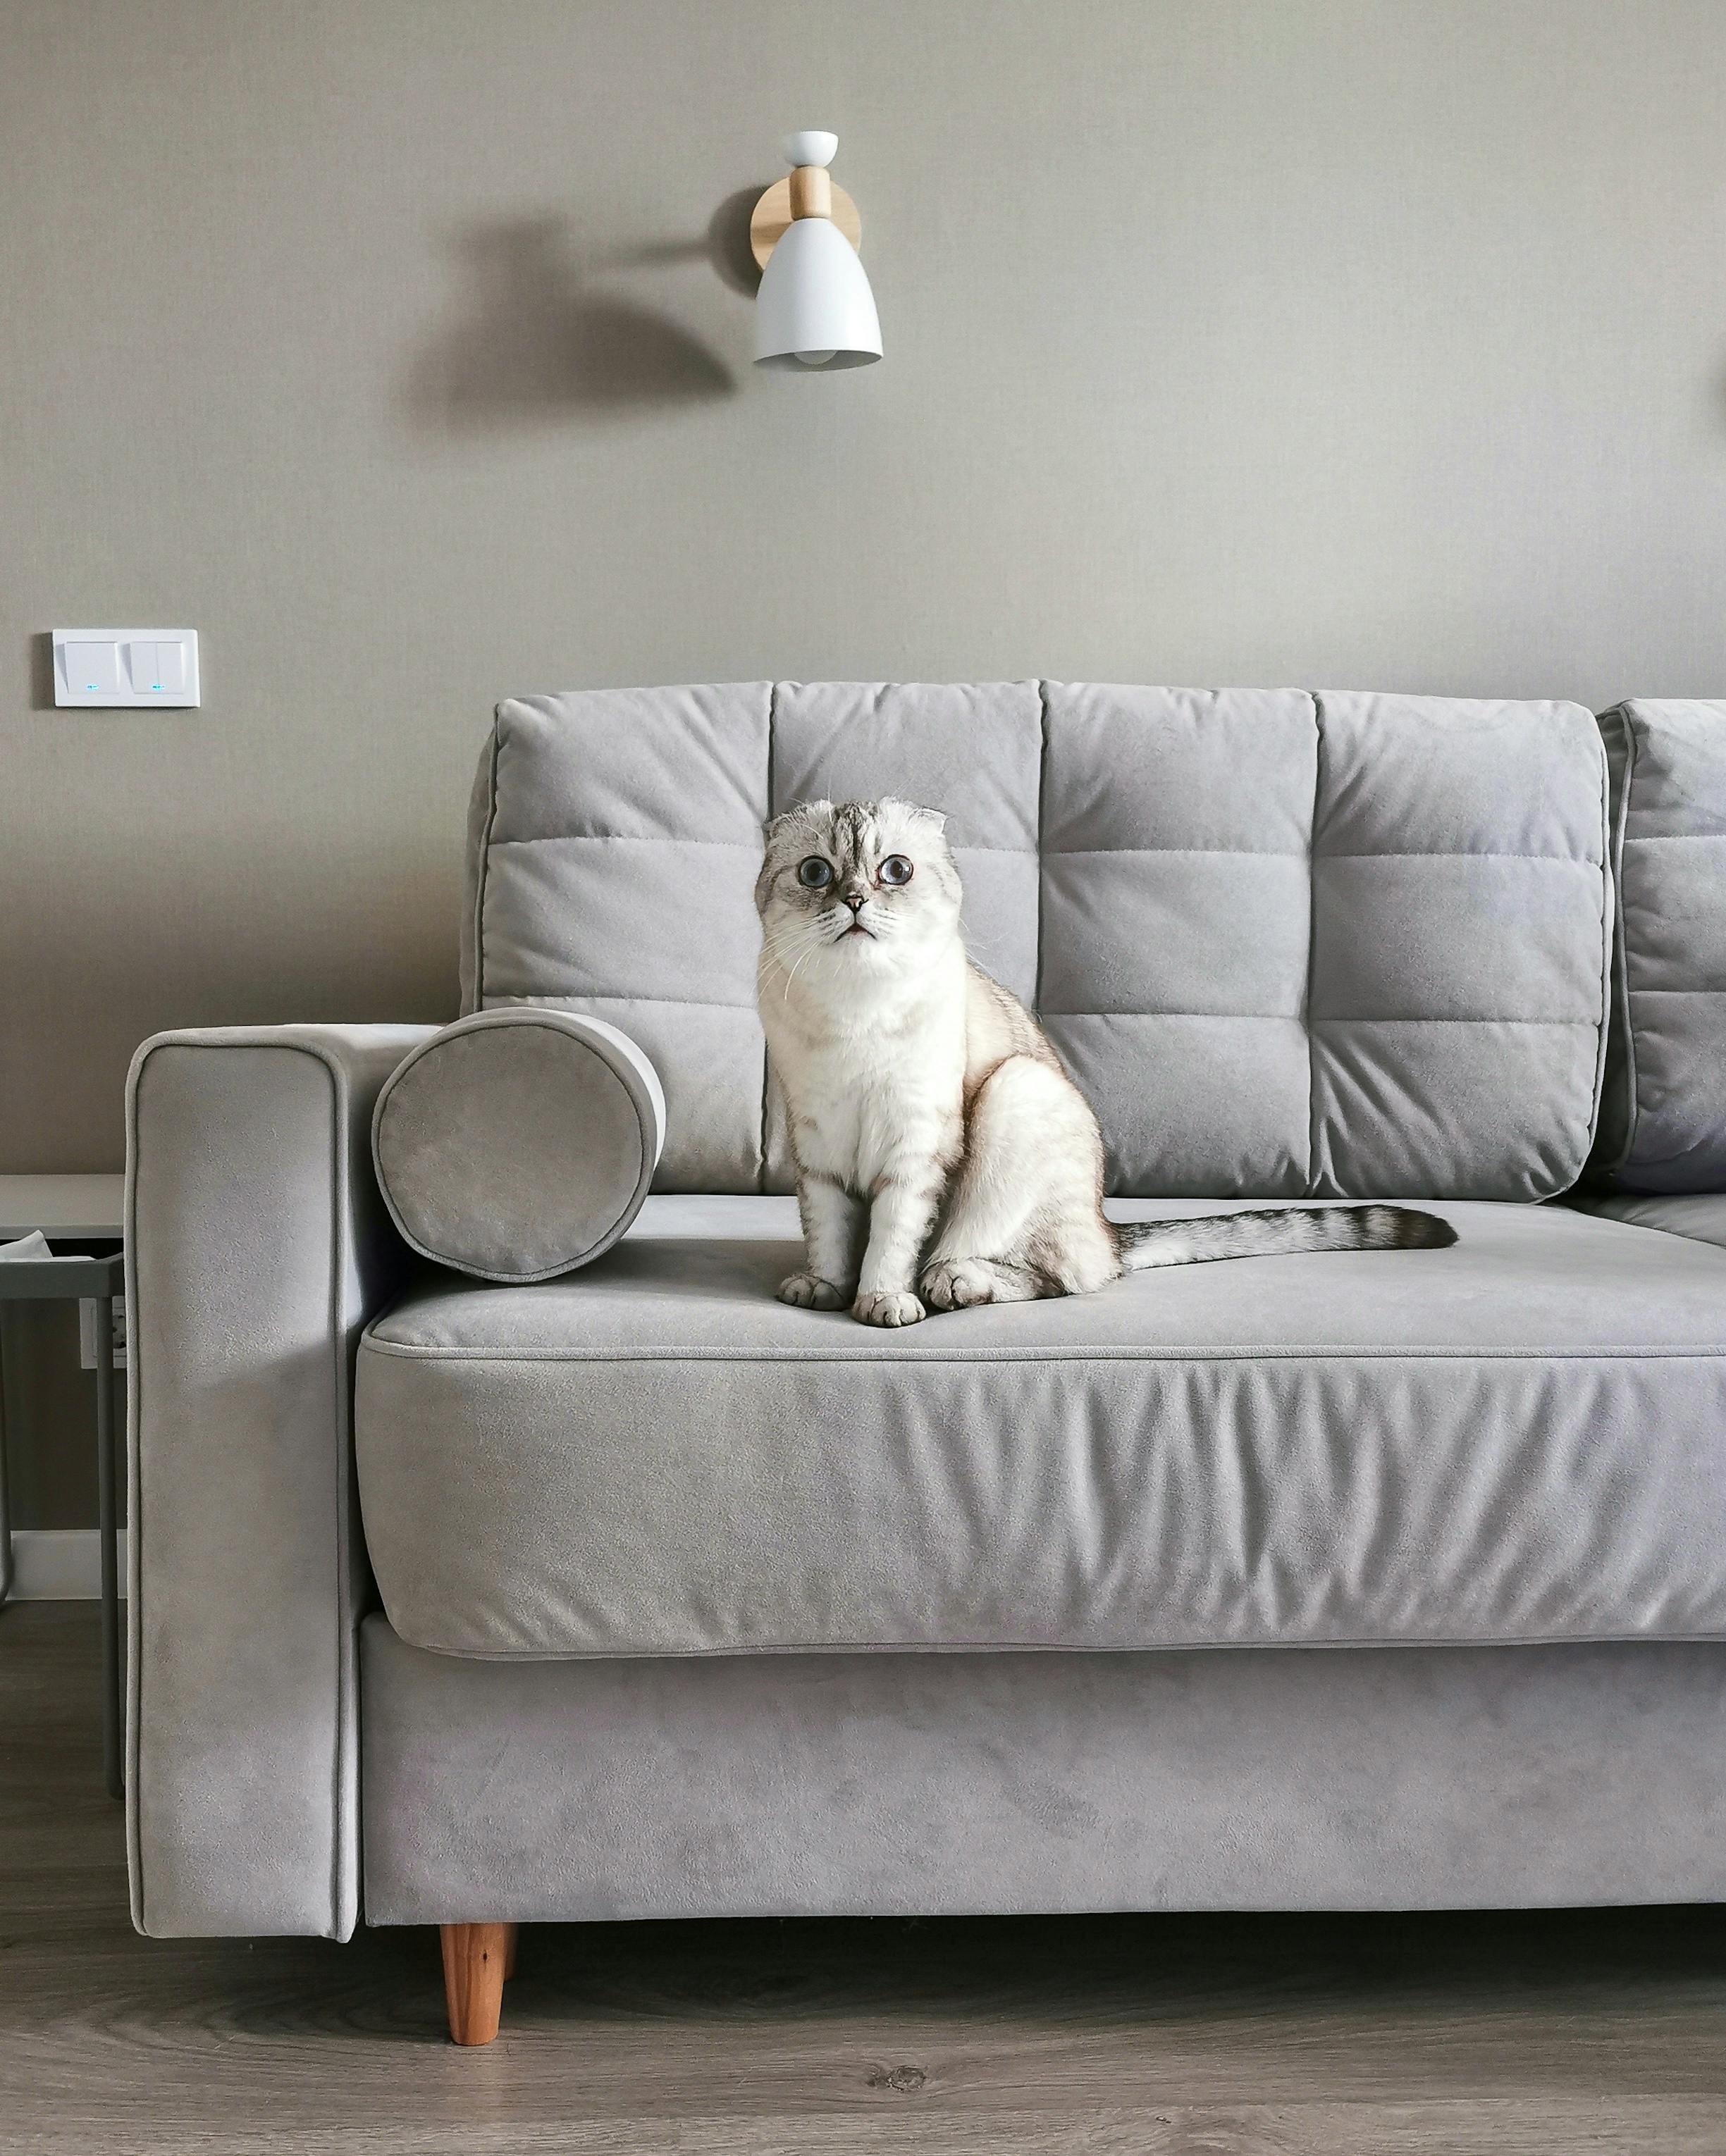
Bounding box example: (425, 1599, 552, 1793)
(782, 931, 832, 997)
(758, 917, 825, 968)
(758, 917, 835, 1000)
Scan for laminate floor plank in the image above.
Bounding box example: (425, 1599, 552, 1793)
(4, 1603, 1725, 2155)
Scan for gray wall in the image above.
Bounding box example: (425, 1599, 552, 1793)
(6, 0, 1726, 1175)
(1, 1, 1723, 1513)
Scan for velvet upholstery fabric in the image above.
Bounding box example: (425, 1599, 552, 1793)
(371, 1009, 665, 1282)
(354, 1197, 1726, 1661)
(1038, 687, 1610, 1198)
(1566, 1190, 1726, 1253)
(124, 686, 1725, 1946)
(1592, 700, 1726, 1193)
(359, 1618, 1726, 1922)
(126, 1024, 432, 1939)
(465, 683, 772, 1191)
(464, 686, 1609, 1201)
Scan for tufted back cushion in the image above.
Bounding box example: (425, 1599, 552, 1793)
(462, 683, 1610, 1198)
(1591, 700, 1726, 1193)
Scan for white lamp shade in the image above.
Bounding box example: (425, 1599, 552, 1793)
(754, 216, 881, 370)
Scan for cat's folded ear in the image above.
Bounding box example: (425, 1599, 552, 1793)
(882, 796, 947, 835)
(763, 799, 832, 843)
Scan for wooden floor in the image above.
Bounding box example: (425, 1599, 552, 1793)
(5, 1603, 1726, 2155)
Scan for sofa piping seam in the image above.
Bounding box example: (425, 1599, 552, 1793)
(121, 1053, 145, 1928)
(357, 1340, 1726, 1366)
(321, 1046, 351, 1939)
(1304, 695, 1322, 1196)
(1044, 1011, 1601, 1027)
(380, 1623, 1726, 1662)
(1585, 714, 1615, 1176)
(126, 1034, 357, 1940)
(1614, 712, 1641, 1177)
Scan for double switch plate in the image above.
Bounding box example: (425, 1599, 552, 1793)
(54, 629, 200, 707)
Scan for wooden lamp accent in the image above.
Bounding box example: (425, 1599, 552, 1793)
(751, 173, 861, 268)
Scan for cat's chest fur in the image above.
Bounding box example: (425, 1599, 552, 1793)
(765, 956, 970, 1187)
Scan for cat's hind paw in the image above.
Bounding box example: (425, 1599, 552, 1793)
(777, 1270, 849, 1311)
(851, 1288, 926, 1328)
(920, 1258, 996, 1310)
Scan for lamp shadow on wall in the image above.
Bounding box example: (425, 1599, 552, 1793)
(27, 631, 56, 713)
(707, 185, 766, 297)
(407, 215, 741, 429)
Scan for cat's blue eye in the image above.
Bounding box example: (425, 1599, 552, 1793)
(878, 855, 914, 886)
(797, 857, 834, 888)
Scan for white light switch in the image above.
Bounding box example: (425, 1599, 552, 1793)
(54, 629, 199, 707)
(64, 640, 121, 699)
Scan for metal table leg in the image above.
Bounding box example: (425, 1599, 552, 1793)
(95, 1294, 121, 1799)
(0, 1310, 12, 1609)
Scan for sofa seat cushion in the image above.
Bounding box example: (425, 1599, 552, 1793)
(354, 1197, 1726, 1660)
(1566, 1191, 1726, 1254)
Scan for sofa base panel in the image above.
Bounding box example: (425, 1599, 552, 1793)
(360, 1619, 1726, 1924)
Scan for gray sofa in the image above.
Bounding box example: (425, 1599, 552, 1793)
(125, 685, 1726, 2045)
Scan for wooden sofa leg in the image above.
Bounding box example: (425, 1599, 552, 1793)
(440, 1922, 516, 2045)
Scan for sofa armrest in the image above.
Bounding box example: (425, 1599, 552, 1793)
(125, 1024, 436, 1938)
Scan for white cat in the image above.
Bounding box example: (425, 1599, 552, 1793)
(756, 797, 1455, 1327)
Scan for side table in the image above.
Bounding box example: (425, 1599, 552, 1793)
(0, 1174, 127, 1797)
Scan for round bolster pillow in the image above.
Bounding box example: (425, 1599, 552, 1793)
(372, 1010, 665, 1282)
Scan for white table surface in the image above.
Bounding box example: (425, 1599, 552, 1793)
(0, 1175, 125, 1239)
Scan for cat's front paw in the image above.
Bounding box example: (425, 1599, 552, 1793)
(920, 1258, 995, 1310)
(851, 1288, 926, 1328)
(777, 1270, 850, 1311)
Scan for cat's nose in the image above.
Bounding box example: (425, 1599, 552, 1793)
(842, 888, 867, 914)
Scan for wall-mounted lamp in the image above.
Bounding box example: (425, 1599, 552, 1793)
(751, 131, 881, 371)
